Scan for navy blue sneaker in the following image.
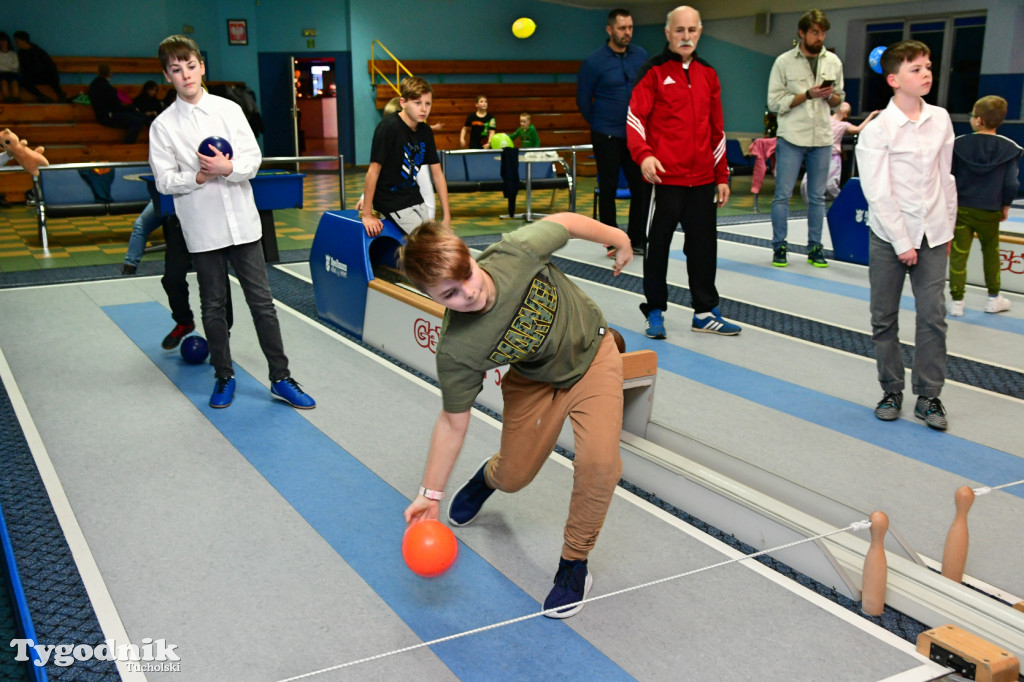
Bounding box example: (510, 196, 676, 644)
(210, 377, 235, 408)
(271, 377, 316, 409)
(645, 309, 666, 339)
(692, 307, 741, 335)
(543, 558, 592, 619)
(447, 457, 496, 526)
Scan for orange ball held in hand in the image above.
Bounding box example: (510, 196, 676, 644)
(402, 519, 458, 577)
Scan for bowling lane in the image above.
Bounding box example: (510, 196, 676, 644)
(0, 275, 941, 681)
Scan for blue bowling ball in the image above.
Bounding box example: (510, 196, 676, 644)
(868, 46, 886, 75)
(198, 136, 233, 158)
(180, 335, 210, 364)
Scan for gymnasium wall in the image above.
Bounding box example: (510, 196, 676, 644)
(2, 0, 1021, 166)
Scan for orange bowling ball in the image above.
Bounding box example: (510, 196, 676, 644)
(402, 519, 458, 577)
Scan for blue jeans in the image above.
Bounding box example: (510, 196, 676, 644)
(771, 137, 830, 249)
(124, 202, 162, 267)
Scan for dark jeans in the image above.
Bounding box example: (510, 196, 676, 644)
(99, 109, 149, 144)
(162, 216, 232, 329)
(640, 183, 719, 315)
(191, 239, 288, 382)
(21, 77, 65, 102)
(591, 132, 649, 249)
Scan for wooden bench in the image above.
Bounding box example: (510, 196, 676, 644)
(368, 62, 591, 156)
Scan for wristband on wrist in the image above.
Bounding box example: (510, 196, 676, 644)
(418, 486, 444, 501)
(806, 89, 812, 99)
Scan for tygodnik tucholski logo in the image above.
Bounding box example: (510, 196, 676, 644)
(11, 638, 181, 672)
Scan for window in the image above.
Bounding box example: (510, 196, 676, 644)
(862, 14, 985, 115)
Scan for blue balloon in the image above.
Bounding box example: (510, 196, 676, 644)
(869, 46, 886, 75)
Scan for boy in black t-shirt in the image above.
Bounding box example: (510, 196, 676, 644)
(459, 94, 496, 149)
(361, 77, 450, 236)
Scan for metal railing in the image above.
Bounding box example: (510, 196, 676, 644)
(369, 41, 414, 98)
(3, 154, 345, 253)
(438, 144, 592, 214)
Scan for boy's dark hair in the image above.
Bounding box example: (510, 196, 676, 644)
(474, 94, 487, 104)
(607, 9, 631, 25)
(13, 31, 28, 43)
(0, 32, 12, 48)
(798, 10, 830, 33)
(397, 221, 473, 293)
(158, 35, 202, 71)
(973, 95, 1008, 130)
(880, 40, 930, 78)
(400, 77, 432, 101)
(97, 63, 111, 79)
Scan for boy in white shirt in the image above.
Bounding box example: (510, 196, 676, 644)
(855, 40, 957, 431)
(149, 35, 315, 410)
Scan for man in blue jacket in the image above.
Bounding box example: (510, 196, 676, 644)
(577, 8, 649, 256)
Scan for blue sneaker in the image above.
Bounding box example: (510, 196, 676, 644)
(691, 307, 741, 335)
(543, 558, 592, 619)
(271, 377, 316, 409)
(209, 377, 236, 408)
(645, 309, 666, 339)
(447, 457, 496, 526)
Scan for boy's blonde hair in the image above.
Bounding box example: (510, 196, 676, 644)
(400, 77, 432, 101)
(397, 222, 473, 293)
(973, 95, 1008, 130)
(158, 35, 202, 71)
(383, 96, 401, 116)
(880, 40, 929, 79)
(520, 112, 531, 121)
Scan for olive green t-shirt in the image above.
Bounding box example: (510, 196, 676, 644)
(436, 221, 607, 413)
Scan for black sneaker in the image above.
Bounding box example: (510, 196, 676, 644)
(447, 458, 496, 526)
(543, 558, 592, 619)
(772, 245, 787, 267)
(807, 245, 829, 268)
(915, 396, 948, 431)
(874, 391, 903, 421)
(631, 244, 646, 257)
(122, 263, 137, 276)
(162, 322, 196, 350)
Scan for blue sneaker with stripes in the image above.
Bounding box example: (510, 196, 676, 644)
(645, 309, 666, 339)
(691, 307, 741, 335)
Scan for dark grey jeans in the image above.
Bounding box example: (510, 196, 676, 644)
(868, 231, 948, 398)
(191, 239, 290, 382)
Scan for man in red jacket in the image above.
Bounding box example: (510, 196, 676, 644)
(626, 5, 740, 340)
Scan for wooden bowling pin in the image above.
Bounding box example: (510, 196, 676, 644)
(861, 511, 889, 616)
(941, 486, 975, 583)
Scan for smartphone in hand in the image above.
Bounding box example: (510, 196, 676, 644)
(821, 79, 835, 87)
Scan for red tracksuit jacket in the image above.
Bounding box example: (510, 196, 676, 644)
(626, 47, 729, 187)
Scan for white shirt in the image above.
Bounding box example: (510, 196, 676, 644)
(148, 92, 262, 253)
(767, 45, 844, 148)
(855, 97, 957, 255)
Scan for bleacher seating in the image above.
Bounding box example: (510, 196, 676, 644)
(0, 55, 243, 203)
(369, 60, 592, 171)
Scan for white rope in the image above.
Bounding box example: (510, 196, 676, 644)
(974, 478, 1024, 496)
(276, 518, 871, 681)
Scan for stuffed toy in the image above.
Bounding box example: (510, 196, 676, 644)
(0, 128, 49, 177)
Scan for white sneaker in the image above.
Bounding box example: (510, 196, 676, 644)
(984, 295, 1011, 314)
(948, 300, 964, 317)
